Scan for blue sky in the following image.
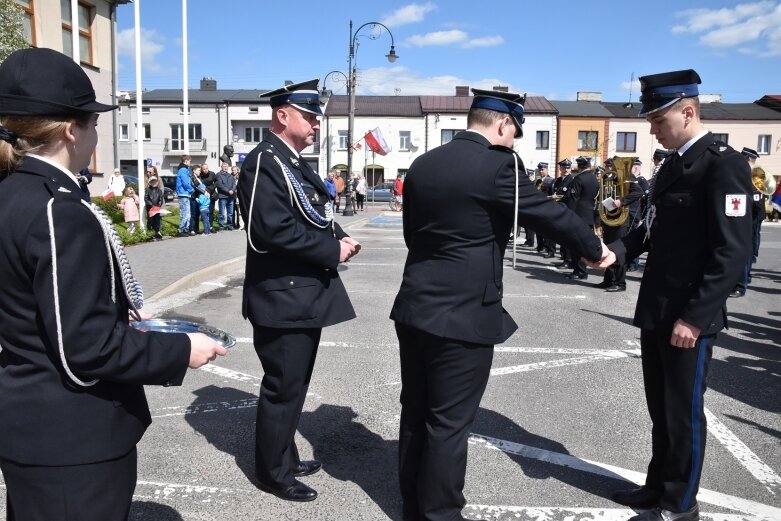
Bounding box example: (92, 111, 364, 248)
(116, 1, 781, 103)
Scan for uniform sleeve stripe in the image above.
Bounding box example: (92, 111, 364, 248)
(47, 198, 98, 387)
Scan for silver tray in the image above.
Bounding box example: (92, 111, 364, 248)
(131, 319, 237, 348)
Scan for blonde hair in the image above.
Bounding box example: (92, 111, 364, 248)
(0, 114, 91, 179)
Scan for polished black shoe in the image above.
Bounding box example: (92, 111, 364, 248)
(628, 503, 699, 521)
(535, 247, 545, 253)
(611, 486, 661, 508)
(257, 480, 317, 502)
(565, 272, 588, 280)
(521, 241, 535, 247)
(626, 265, 639, 273)
(594, 280, 612, 289)
(293, 459, 322, 477)
(605, 285, 626, 292)
(542, 252, 556, 259)
(729, 289, 745, 298)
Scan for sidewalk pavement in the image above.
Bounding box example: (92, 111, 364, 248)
(125, 204, 395, 302)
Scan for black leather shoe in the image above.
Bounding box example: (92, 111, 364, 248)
(293, 460, 322, 477)
(594, 280, 612, 289)
(257, 480, 317, 502)
(522, 241, 534, 247)
(606, 285, 626, 292)
(729, 289, 745, 298)
(611, 486, 661, 508)
(626, 265, 638, 272)
(542, 252, 556, 259)
(565, 272, 588, 280)
(628, 503, 699, 521)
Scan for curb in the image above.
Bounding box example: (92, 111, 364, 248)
(148, 256, 245, 303)
(146, 212, 387, 303)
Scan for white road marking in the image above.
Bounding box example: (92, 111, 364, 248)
(705, 408, 781, 495)
(143, 272, 238, 315)
(469, 433, 781, 520)
(151, 398, 257, 418)
(340, 262, 401, 266)
(200, 281, 227, 287)
(502, 293, 586, 299)
(463, 505, 755, 521)
(490, 350, 636, 376)
(495, 346, 639, 356)
(198, 364, 261, 383)
(134, 480, 243, 503)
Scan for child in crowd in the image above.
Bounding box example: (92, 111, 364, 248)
(118, 185, 140, 233)
(196, 184, 212, 235)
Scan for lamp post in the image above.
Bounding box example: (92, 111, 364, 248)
(320, 70, 349, 180)
(344, 20, 398, 216)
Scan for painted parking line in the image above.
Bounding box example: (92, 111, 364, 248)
(463, 505, 755, 521)
(198, 364, 261, 383)
(495, 346, 639, 356)
(469, 433, 781, 520)
(705, 408, 781, 495)
(151, 398, 257, 419)
(134, 480, 244, 504)
(490, 350, 636, 376)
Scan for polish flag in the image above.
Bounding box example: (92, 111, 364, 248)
(148, 206, 171, 217)
(364, 127, 392, 156)
(101, 188, 115, 201)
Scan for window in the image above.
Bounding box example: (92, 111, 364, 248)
(15, 0, 35, 45)
(60, 0, 92, 64)
(141, 123, 151, 141)
(262, 128, 271, 141)
(536, 131, 549, 150)
(338, 130, 348, 150)
(399, 131, 411, 151)
(245, 127, 261, 143)
(578, 130, 598, 151)
(170, 124, 184, 151)
(441, 129, 459, 145)
(248, 107, 259, 114)
(397, 169, 408, 179)
(616, 132, 637, 153)
(179, 107, 191, 115)
(119, 124, 129, 141)
(141, 107, 151, 114)
(713, 133, 729, 144)
(758, 135, 771, 154)
(188, 124, 201, 141)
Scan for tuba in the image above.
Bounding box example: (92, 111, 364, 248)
(752, 166, 777, 196)
(599, 157, 634, 227)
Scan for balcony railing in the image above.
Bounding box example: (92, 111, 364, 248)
(164, 138, 207, 153)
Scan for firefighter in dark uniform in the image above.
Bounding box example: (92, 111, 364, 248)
(0, 48, 225, 521)
(535, 162, 556, 256)
(551, 158, 574, 262)
(563, 156, 600, 280)
(606, 69, 752, 521)
(729, 147, 765, 298)
(597, 158, 645, 292)
(390, 87, 615, 521)
(237, 79, 360, 502)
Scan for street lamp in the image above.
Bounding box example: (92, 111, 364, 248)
(320, 70, 349, 179)
(344, 20, 398, 216)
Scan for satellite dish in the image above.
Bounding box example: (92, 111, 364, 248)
(411, 137, 420, 148)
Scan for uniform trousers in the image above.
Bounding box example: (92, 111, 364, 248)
(1, 448, 137, 521)
(252, 324, 320, 488)
(640, 329, 714, 513)
(395, 323, 493, 521)
(601, 223, 629, 287)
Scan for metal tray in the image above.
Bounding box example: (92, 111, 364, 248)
(131, 319, 237, 348)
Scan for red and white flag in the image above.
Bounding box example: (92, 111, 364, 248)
(148, 206, 171, 217)
(101, 188, 115, 201)
(364, 127, 392, 156)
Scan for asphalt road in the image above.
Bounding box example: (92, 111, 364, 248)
(1, 216, 779, 521)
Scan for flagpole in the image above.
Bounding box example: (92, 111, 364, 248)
(134, 0, 146, 231)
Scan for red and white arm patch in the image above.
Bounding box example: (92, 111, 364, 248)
(725, 194, 747, 217)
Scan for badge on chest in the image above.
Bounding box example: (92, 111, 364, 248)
(725, 194, 747, 217)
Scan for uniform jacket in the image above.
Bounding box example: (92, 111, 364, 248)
(237, 132, 355, 329)
(565, 169, 599, 223)
(390, 131, 603, 345)
(216, 170, 237, 199)
(553, 174, 573, 198)
(0, 157, 190, 466)
(611, 133, 753, 334)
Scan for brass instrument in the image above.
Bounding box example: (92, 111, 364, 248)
(752, 166, 777, 196)
(599, 157, 635, 227)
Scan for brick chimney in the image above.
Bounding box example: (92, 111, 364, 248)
(455, 85, 469, 96)
(492, 85, 509, 92)
(200, 77, 217, 91)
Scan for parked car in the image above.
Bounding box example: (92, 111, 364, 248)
(123, 174, 175, 201)
(365, 181, 395, 203)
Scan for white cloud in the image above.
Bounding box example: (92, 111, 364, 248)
(381, 3, 437, 27)
(353, 66, 524, 96)
(462, 35, 504, 48)
(117, 28, 166, 73)
(673, 1, 781, 57)
(620, 79, 641, 91)
(405, 30, 468, 47)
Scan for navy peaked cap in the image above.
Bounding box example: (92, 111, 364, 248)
(558, 159, 572, 167)
(263, 79, 323, 116)
(638, 69, 701, 116)
(470, 88, 526, 138)
(741, 147, 758, 159)
(653, 148, 670, 160)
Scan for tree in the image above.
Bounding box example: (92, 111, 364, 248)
(0, 0, 29, 64)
